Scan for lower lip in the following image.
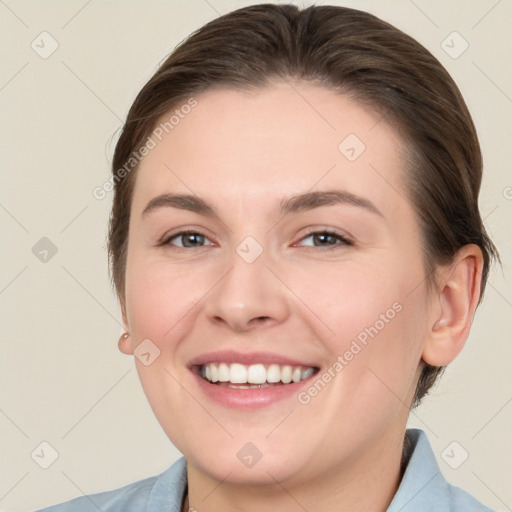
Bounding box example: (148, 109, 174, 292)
(191, 371, 315, 409)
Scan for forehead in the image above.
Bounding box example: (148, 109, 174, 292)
(132, 81, 409, 218)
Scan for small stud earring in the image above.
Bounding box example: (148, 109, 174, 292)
(435, 319, 447, 329)
(118, 332, 130, 346)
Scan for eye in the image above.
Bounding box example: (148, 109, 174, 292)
(296, 230, 352, 249)
(163, 230, 214, 249)
(160, 229, 351, 250)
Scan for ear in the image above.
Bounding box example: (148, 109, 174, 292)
(118, 299, 134, 355)
(120, 298, 129, 330)
(422, 244, 484, 366)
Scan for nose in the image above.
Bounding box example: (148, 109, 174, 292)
(203, 244, 290, 333)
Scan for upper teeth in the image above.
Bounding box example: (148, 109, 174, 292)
(201, 363, 316, 384)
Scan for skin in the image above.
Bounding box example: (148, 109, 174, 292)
(118, 80, 483, 512)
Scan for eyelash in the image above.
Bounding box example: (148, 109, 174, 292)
(161, 229, 352, 250)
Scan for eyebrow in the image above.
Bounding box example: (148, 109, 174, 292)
(141, 190, 383, 219)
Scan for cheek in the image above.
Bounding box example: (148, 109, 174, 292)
(288, 258, 410, 348)
(123, 257, 217, 451)
(294, 257, 427, 399)
(125, 256, 211, 346)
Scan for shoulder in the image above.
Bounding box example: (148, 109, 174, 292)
(388, 429, 496, 512)
(33, 457, 187, 512)
(447, 484, 497, 512)
(34, 476, 156, 512)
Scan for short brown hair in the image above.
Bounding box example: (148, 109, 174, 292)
(108, 4, 498, 408)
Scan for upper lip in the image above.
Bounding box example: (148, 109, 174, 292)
(188, 350, 319, 368)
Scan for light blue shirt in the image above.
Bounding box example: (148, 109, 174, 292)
(35, 429, 495, 511)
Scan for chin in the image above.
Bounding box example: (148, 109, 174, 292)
(183, 437, 317, 487)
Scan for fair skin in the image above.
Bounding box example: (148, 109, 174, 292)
(118, 81, 483, 512)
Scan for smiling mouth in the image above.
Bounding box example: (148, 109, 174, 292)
(193, 362, 319, 389)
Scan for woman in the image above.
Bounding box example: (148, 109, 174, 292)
(36, 3, 499, 511)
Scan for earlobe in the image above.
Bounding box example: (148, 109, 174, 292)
(422, 245, 484, 367)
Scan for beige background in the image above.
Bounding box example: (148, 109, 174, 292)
(1, 1, 511, 511)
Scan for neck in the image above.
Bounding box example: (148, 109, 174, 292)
(184, 427, 407, 512)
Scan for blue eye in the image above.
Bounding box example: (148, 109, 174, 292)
(297, 230, 352, 248)
(161, 229, 351, 250)
(164, 231, 214, 248)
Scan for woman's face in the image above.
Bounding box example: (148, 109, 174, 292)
(122, 81, 432, 486)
